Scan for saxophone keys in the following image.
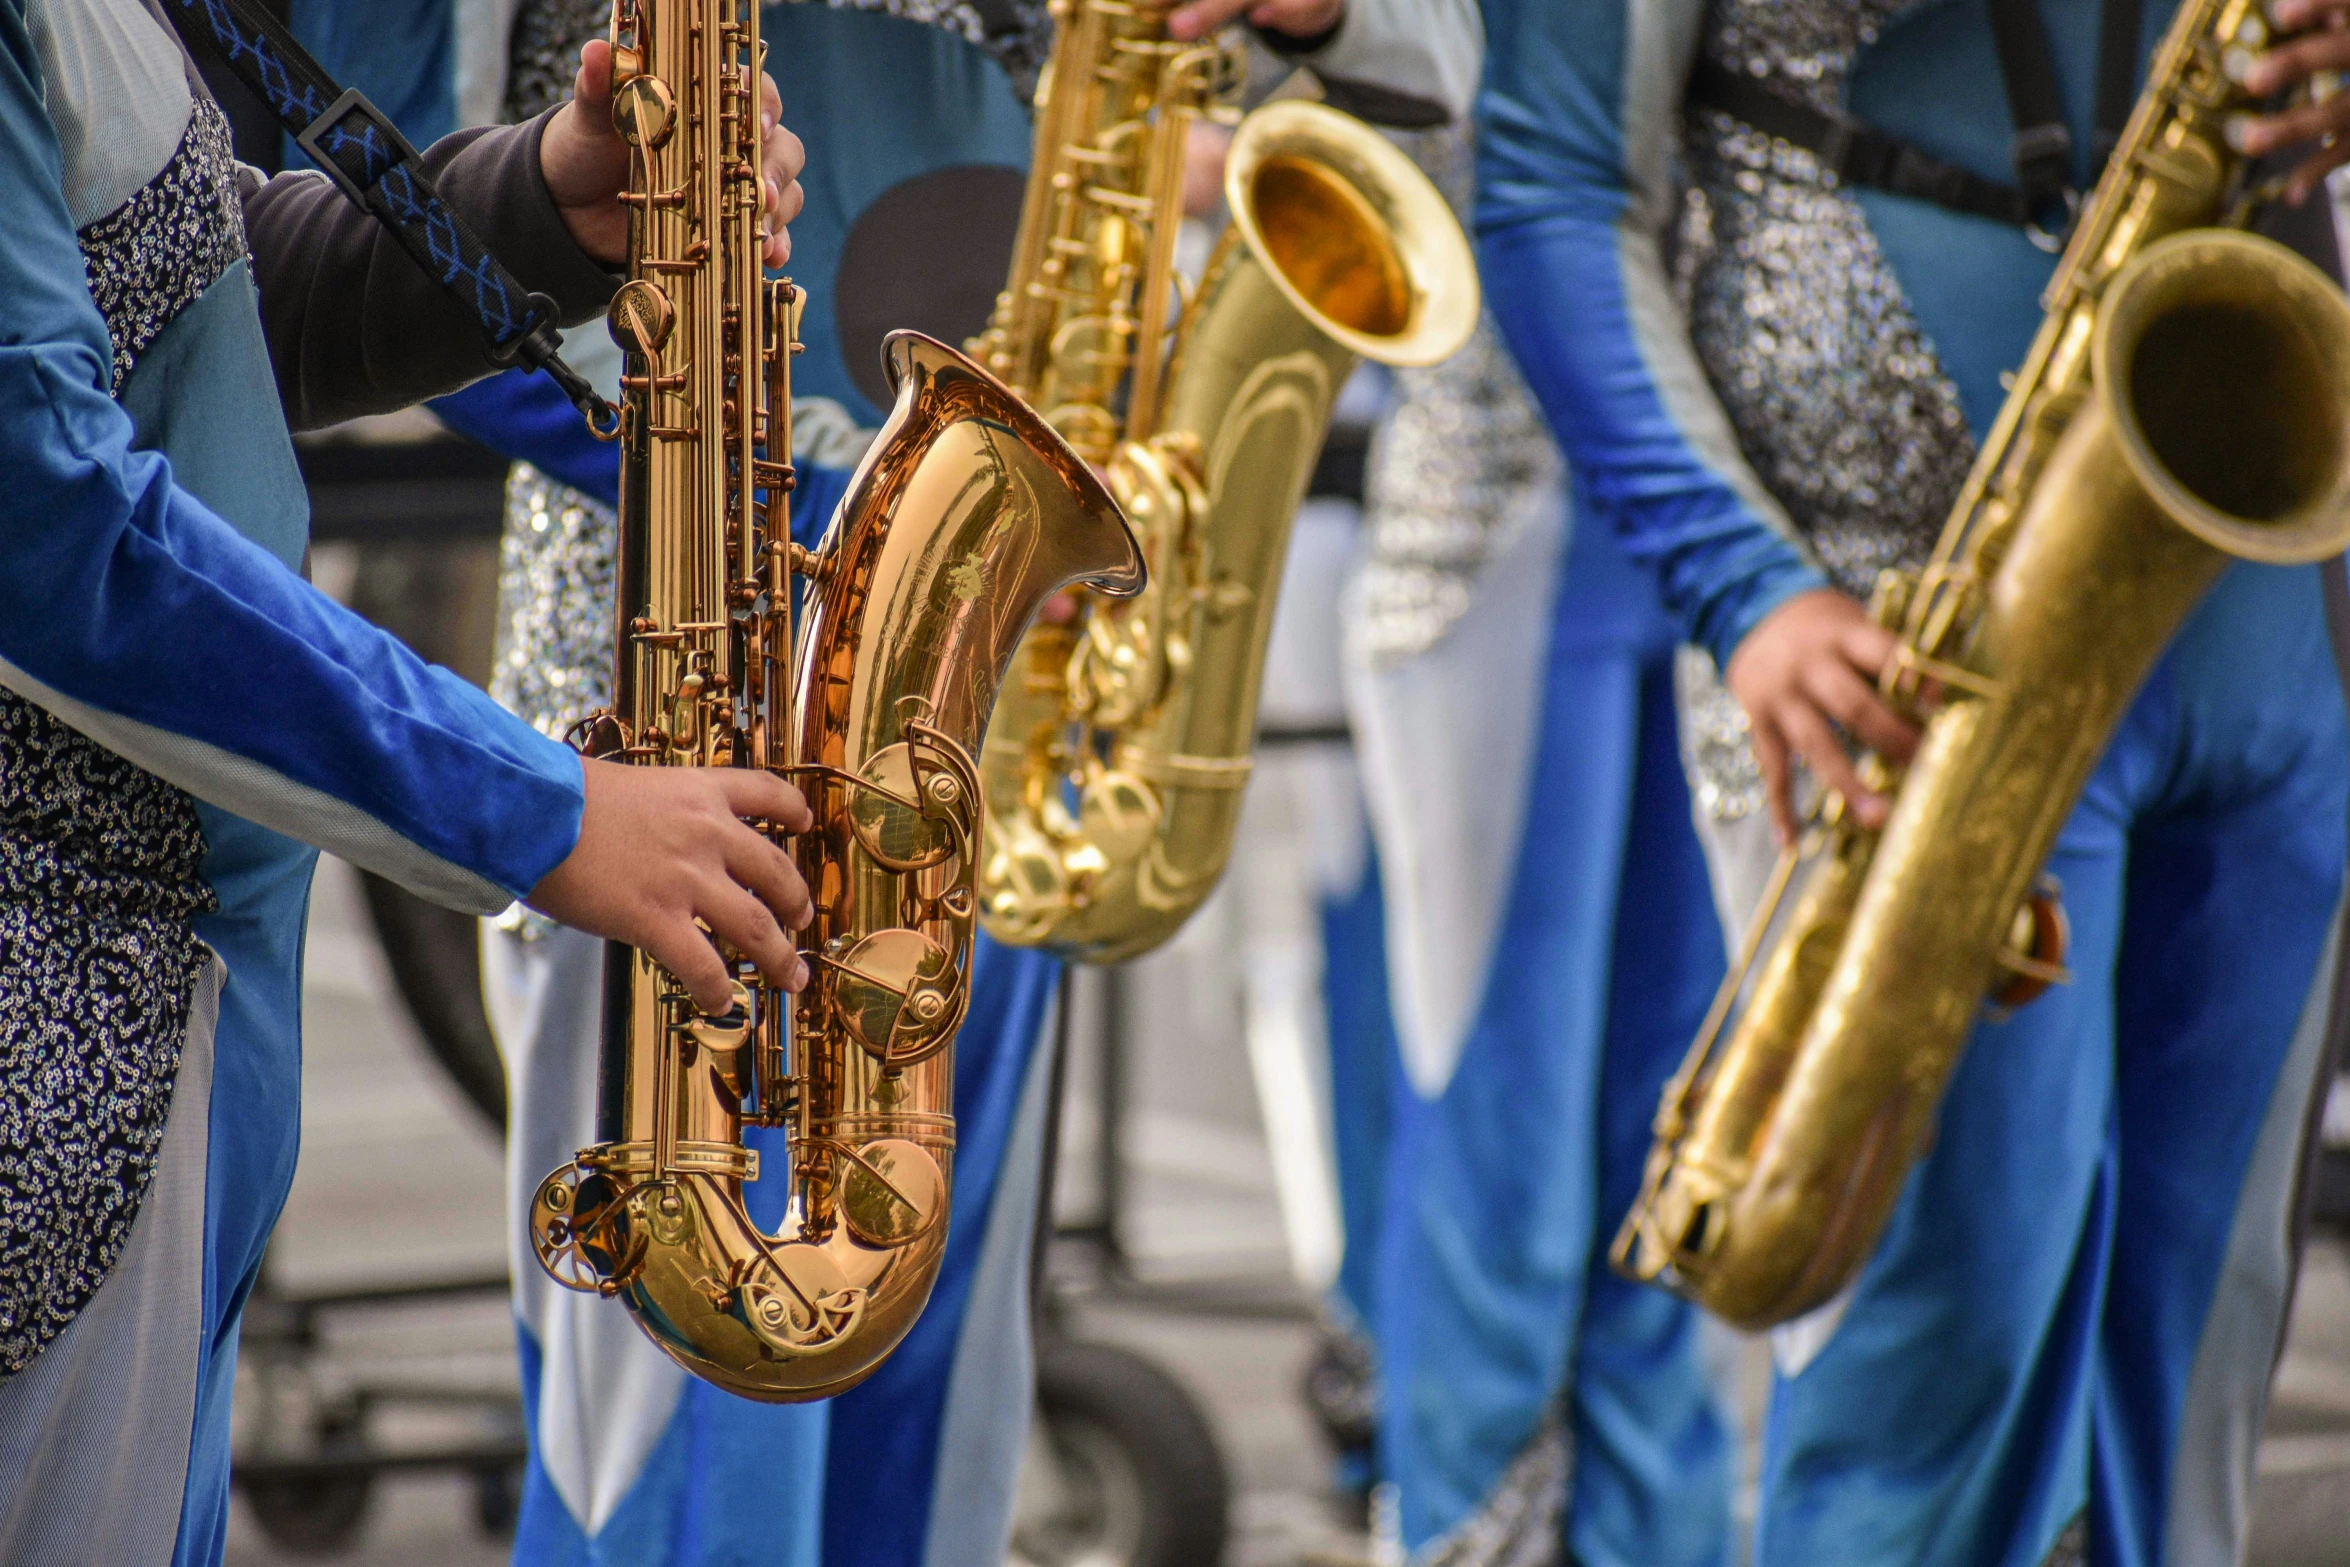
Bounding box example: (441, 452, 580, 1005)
(824, 928, 962, 1068)
(609, 279, 676, 356)
(1989, 877, 2073, 1011)
(838, 1138, 946, 1249)
(846, 743, 964, 871)
(530, 1162, 646, 1293)
(612, 73, 676, 149)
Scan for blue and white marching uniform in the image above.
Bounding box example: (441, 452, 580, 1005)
(1476, 0, 2350, 1561)
(0, 1, 616, 1562)
(1344, 116, 1734, 1556)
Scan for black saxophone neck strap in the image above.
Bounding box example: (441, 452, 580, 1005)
(1688, 0, 2143, 251)
(168, 0, 618, 436)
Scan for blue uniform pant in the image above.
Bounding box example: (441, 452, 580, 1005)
(1374, 531, 1734, 1566)
(1753, 561, 2349, 1567)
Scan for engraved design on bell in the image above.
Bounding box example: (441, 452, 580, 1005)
(532, 1164, 645, 1292)
(737, 1247, 868, 1356)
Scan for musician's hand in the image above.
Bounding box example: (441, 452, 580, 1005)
(541, 39, 807, 267)
(1168, 0, 1345, 44)
(2234, 0, 2350, 203)
(1725, 589, 1920, 848)
(526, 759, 815, 1015)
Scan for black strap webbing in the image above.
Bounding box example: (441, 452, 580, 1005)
(1688, 57, 2034, 228)
(1688, 0, 2148, 246)
(168, 0, 617, 436)
(1987, 0, 2075, 214)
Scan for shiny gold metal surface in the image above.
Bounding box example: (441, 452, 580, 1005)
(528, 0, 1141, 1400)
(970, 8, 1477, 962)
(1615, 0, 2350, 1329)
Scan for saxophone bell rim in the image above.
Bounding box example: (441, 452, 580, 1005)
(1221, 99, 1481, 371)
(876, 330, 1147, 600)
(2095, 228, 2350, 566)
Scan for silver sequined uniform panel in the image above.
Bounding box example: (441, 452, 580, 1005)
(1671, 0, 1978, 819)
(1376, 1416, 1570, 1567)
(503, 0, 610, 122)
(813, 0, 1053, 100)
(492, 465, 619, 745)
(1358, 317, 1562, 668)
(1357, 122, 1563, 668)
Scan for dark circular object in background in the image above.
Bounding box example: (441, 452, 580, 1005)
(833, 164, 1028, 412)
(1013, 1333, 1230, 1567)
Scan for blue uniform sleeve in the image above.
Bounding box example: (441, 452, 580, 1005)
(432, 367, 856, 542)
(0, 7, 581, 913)
(1475, 0, 1827, 671)
(432, 369, 623, 504)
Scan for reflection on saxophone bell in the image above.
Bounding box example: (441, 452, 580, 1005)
(525, 0, 1141, 1401)
(1615, 0, 2350, 1330)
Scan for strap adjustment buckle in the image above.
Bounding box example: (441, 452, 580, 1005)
(293, 87, 421, 211)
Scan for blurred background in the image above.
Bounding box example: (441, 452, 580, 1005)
(219, 373, 2350, 1567)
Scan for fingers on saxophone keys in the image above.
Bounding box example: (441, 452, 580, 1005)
(1782, 704, 1887, 833)
(2268, 0, 2350, 37)
(1805, 659, 1919, 765)
(723, 769, 814, 834)
(656, 919, 740, 1016)
(705, 880, 806, 994)
(2236, 31, 2350, 109)
(727, 827, 814, 938)
(1820, 623, 1921, 761)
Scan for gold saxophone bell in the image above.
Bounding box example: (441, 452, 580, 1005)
(528, 0, 1141, 1400)
(970, 8, 1478, 962)
(1615, 0, 2350, 1328)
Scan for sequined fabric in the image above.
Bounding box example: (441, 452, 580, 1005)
(490, 466, 616, 942)
(1356, 124, 1562, 668)
(2, 90, 240, 1373)
(492, 464, 620, 745)
(1670, 0, 1977, 819)
(504, 0, 611, 122)
(0, 691, 215, 1375)
(1390, 1416, 1569, 1567)
(75, 97, 247, 396)
(1676, 0, 1973, 603)
(1357, 318, 1562, 668)
(1675, 645, 1766, 822)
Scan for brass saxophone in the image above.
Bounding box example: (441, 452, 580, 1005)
(525, 0, 1142, 1399)
(969, 2, 1478, 962)
(1614, 0, 2350, 1330)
